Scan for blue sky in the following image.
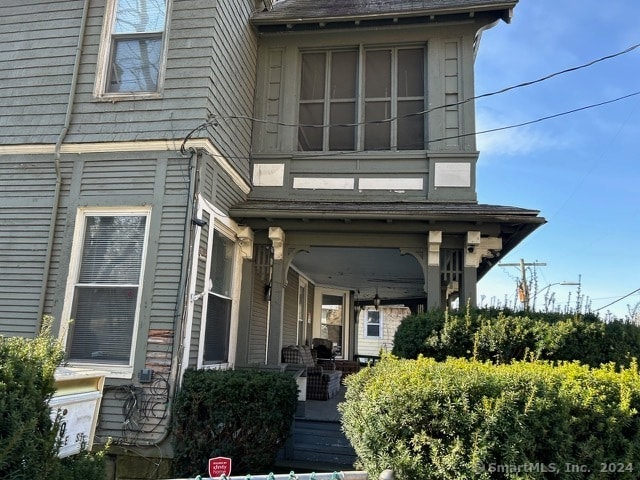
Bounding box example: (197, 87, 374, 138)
(474, 0, 640, 319)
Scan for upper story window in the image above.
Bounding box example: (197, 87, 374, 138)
(96, 0, 168, 96)
(298, 45, 425, 152)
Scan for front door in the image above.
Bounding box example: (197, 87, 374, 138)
(314, 288, 348, 359)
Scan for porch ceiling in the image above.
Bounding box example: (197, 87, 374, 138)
(292, 246, 425, 305)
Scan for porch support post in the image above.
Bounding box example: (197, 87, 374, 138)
(427, 231, 442, 310)
(266, 227, 286, 365)
(234, 226, 255, 367)
(462, 231, 481, 307)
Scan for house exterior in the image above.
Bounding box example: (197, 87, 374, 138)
(356, 305, 412, 359)
(0, 0, 544, 475)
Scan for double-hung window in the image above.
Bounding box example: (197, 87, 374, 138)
(364, 309, 382, 338)
(298, 45, 426, 152)
(64, 209, 149, 371)
(97, 0, 168, 95)
(202, 229, 236, 365)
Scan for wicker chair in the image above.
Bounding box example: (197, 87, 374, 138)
(281, 344, 342, 400)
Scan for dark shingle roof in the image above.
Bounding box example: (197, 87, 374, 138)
(253, 0, 517, 25)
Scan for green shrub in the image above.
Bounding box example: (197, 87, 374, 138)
(391, 310, 446, 359)
(172, 368, 298, 477)
(340, 355, 640, 480)
(393, 308, 640, 367)
(0, 324, 64, 478)
(0, 320, 107, 480)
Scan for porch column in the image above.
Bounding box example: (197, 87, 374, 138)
(266, 227, 286, 365)
(461, 231, 480, 307)
(427, 231, 442, 310)
(234, 226, 254, 367)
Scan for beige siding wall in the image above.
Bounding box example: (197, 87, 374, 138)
(356, 306, 411, 357)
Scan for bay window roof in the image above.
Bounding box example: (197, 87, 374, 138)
(252, 0, 517, 27)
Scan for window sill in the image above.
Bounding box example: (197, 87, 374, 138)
(93, 92, 163, 102)
(63, 362, 133, 380)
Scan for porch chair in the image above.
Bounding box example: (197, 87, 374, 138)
(281, 344, 342, 400)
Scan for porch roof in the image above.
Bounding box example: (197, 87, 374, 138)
(230, 199, 542, 224)
(229, 200, 545, 278)
(252, 0, 517, 26)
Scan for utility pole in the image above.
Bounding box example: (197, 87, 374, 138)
(500, 259, 547, 310)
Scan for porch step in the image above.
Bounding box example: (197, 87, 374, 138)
(276, 419, 358, 473)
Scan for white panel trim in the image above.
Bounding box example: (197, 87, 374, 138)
(293, 177, 354, 190)
(434, 162, 471, 187)
(253, 163, 285, 186)
(358, 178, 423, 190)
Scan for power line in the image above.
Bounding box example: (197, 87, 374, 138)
(593, 287, 640, 312)
(431, 90, 640, 144)
(181, 42, 640, 156)
(216, 41, 640, 130)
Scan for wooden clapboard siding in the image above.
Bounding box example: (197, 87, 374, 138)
(248, 244, 271, 365)
(0, 158, 57, 335)
(0, 0, 84, 144)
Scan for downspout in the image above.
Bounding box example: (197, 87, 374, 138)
(37, 0, 90, 331)
(137, 148, 199, 447)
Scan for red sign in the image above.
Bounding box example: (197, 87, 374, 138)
(208, 457, 232, 478)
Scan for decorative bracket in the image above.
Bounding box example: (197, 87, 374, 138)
(236, 226, 254, 260)
(428, 230, 442, 267)
(268, 226, 285, 260)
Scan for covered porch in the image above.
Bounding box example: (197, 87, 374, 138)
(231, 200, 544, 370)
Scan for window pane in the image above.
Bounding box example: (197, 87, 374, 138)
(298, 103, 324, 151)
(398, 100, 424, 150)
(115, 0, 166, 33)
(203, 293, 232, 363)
(79, 215, 146, 284)
(366, 324, 380, 337)
(329, 102, 355, 150)
(330, 51, 357, 99)
(366, 311, 380, 337)
(300, 53, 326, 100)
(364, 101, 391, 150)
(211, 230, 234, 297)
(365, 50, 391, 98)
(68, 286, 136, 364)
(321, 294, 343, 357)
(398, 48, 424, 97)
(108, 38, 162, 93)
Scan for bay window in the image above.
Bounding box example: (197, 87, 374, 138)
(298, 45, 426, 152)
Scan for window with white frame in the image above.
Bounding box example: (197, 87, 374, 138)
(298, 45, 426, 152)
(65, 210, 149, 367)
(98, 0, 168, 95)
(364, 309, 382, 338)
(202, 229, 236, 365)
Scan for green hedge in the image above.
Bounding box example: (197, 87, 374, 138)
(392, 309, 640, 367)
(172, 368, 298, 477)
(340, 355, 640, 480)
(0, 321, 106, 480)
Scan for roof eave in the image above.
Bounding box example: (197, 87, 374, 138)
(251, 3, 517, 27)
